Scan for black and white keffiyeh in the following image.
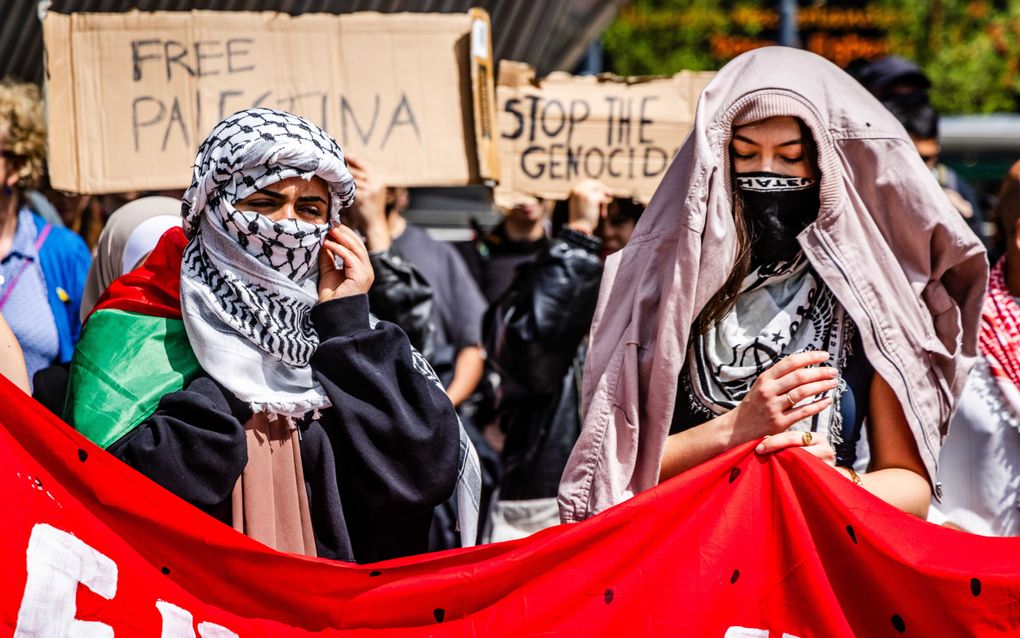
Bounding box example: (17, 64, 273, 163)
(687, 255, 853, 443)
(180, 108, 356, 416)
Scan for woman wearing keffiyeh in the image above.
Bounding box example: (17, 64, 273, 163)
(66, 108, 479, 562)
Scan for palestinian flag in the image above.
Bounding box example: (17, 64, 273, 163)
(65, 227, 199, 449)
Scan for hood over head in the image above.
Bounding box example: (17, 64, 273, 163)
(558, 47, 987, 523)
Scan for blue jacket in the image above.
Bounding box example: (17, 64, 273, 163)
(30, 213, 91, 363)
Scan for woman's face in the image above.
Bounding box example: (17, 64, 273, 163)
(234, 176, 330, 224)
(731, 116, 815, 179)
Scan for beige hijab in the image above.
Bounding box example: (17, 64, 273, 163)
(558, 47, 987, 523)
(80, 196, 181, 320)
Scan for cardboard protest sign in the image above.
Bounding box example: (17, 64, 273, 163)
(495, 61, 713, 206)
(44, 9, 498, 194)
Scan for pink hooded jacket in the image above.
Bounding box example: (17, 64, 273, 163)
(557, 47, 988, 523)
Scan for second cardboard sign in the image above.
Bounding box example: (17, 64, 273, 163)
(495, 61, 714, 207)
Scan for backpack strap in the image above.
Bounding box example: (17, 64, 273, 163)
(0, 223, 52, 311)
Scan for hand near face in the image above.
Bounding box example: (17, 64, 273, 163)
(318, 225, 375, 302)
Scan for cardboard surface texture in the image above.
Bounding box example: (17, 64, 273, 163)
(495, 61, 714, 207)
(44, 10, 497, 194)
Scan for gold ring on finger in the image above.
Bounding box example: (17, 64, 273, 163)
(801, 431, 813, 446)
(786, 393, 797, 408)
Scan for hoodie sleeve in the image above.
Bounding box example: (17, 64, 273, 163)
(108, 375, 249, 520)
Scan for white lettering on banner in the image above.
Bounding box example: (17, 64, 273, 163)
(14, 524, 239, 637)
(197, 622, 240, 638)
(13, 525, 803, 636)
(157, 600, 197, 638)
(14, 523, 117, 638)
(157, 600, 239, 638)
(724, 629, 802, 638)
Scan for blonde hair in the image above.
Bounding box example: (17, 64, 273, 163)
(0, 80, 46, 190)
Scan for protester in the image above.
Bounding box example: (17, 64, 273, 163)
(346, 157, 486, 407)
(32, 196, 182, 414)
(558, 47, 987, 524)
(881, 98, 985, 243)
(849, 54, 930, 106)
(345, 181, 436, 358)
(0, 80, 90, 386)
(457, 197, 552, 304)
(598, 196, 644, 257)
(65, 108, 478, 562)
(486, 179, 648, 541)
(342, 156, 493, 549)
(79, 195, 182, 320)
(928, 159, 1020, 536)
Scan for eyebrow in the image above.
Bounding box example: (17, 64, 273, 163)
(252, 188, 327, 205)
(253, 188, 284, 199)
(732, 134, 804, 148)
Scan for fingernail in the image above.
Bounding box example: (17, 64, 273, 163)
(755, 443, 765, 453)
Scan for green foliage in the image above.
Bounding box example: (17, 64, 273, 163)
(603, 0, 1020, 114)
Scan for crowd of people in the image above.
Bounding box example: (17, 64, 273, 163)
(1, 45, 1018, 564)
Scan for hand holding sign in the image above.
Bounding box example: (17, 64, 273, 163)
(567, 179, 612, 235)
(346, 156, 391, 252)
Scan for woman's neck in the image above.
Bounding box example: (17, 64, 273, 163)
(387, 213, 407, 240)
(503, 215, 545, 243)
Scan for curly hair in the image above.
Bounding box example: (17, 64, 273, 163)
(0, 80, 46, 190)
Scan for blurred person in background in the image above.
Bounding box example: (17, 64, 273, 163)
(849, 54, 930, 106)
(0, 80, 90, 387)
(343, 156, 494, 550)
(484, 179, 643, 541)
(79, 196, 182, 320)
(346, 156, 486, 409)
(881, 98, 986, 244)
(929, 159, 1020, 536)
(457, 197, 552, 304)
(32, 196, 183, 415)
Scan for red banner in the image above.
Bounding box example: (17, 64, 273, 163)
(2, 374, 1019, 637)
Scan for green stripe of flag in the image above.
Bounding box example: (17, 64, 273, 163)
(66, 308, 200, 449)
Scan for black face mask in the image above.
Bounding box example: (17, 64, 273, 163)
(735, 172, 821, 266)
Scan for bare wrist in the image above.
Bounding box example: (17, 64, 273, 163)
(715, 408, 742, 450)
(363, 226, 391, 252)
(567, 220, 596, 235)
(836, 466, 864, 486)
